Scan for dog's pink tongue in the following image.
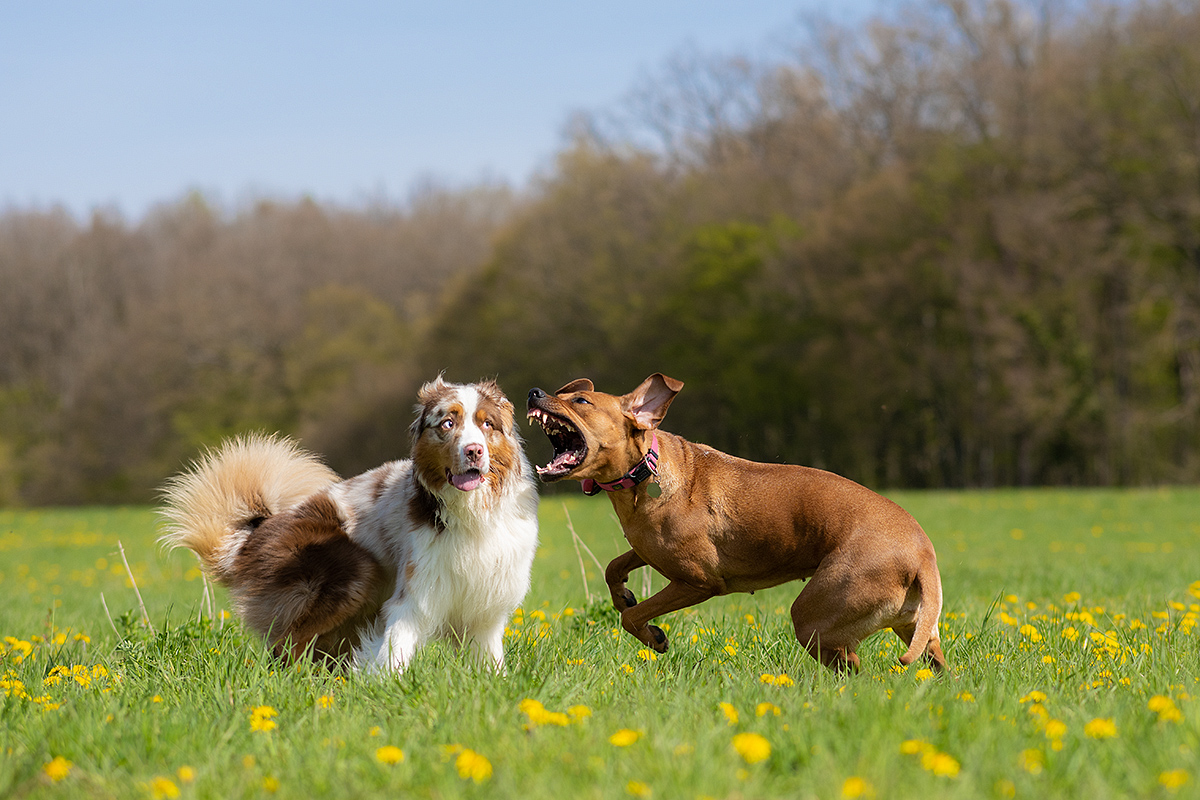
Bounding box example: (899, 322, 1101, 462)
(450, 470, 484, 492)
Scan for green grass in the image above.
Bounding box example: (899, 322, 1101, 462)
(2, 488, 1199, 799)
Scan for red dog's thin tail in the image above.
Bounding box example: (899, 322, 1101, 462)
(898, 560, 943, 667)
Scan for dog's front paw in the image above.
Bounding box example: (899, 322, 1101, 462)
(614, 588, 638, 611)
(648, 625, 668, 653)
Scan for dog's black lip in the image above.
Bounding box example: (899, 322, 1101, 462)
(526, 404, 587, 480)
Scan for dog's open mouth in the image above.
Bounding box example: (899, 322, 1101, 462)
(446, 468, 484, 492)
(527, 408, 586, 480)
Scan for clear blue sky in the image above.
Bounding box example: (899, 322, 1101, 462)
(2, 2, 879, 219)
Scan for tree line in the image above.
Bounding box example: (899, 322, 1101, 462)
(3, 0, 1199, 504)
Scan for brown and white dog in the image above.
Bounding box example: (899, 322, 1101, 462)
(160, 377, 539, 672)
(527, 374, 947, 673)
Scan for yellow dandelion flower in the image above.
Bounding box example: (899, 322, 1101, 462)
(626, 780, 652, 797)
(1149, 695, 1174, 711)
(262, 775, 280, 793)
(316, 695, 334, 709)
(914, 668, 934, 682)
(1084, 718, 1117, 739)
(8, 639, 33, 663)
(731, 732, 771, 764)
(899, 739, 928, 755)
(1062, 627, 1080, 642)
(621, 664, 635, 674)
(369, 726, 381, 737)
(567, 705, 592, 721)
(756, 702, 781, 717)
(1019, 749, 1044, 775)
(1063, 592, 1082, 604)
(1019, 624, 1043, 643)
(841, 776, 874, 798)
(1149, 695, 1183, 723)
(454, 749, 492, 783)
(519, 698, 544, 715)
(1160, 769, 1190, 791)
(250, 705, 278, 733)
(775, 673, 794, 687)
(519, 698, 570, 727)
(177, 766, 195, 784)
(1019, 691, 1047, 704)
(1045, 719, 1068, 739)
(43, 756, 72, 782)
(609, 729, 640, 747)
(375, 745, 405, 765)
(72, 665, 92, 687)
(760, 673, 776, 685)
(637, 649, 657, 662)
(924, 751, 960, 778)
(723, 645, 738, 656)
(719, 702, 739, 725)
(539, 709, 571, 726)
(148, 776, 180, 799)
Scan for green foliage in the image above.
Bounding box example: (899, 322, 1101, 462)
(4, 1, 1200, 501)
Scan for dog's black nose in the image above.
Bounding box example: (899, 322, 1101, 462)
(528, 388, 546, 403)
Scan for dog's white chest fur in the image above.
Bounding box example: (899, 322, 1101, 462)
(330, 381, 540, 672)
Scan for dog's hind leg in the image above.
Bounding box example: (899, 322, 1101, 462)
(892, 620, 948, 673)
(618, 581, 713, 653)
(260, 538, 386, 664)
(237, 496, 388, 665)
(605, 549, 648, 612)
(788, 564, 887, 673)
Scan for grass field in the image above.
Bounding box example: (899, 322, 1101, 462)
(2, 488, 1199, 799)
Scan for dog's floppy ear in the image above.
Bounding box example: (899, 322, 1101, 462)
(622, 373, 684, 430)
(555, 378, 594, 395)
(410, 374, 450, 439)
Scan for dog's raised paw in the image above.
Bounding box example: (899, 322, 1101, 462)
(620, 588, 638, 609)
(648, 625, 668, 653)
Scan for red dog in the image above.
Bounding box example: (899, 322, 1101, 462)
(527, 374, 946, 672)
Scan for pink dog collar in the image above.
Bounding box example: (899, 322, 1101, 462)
(582, 433, 659, 496)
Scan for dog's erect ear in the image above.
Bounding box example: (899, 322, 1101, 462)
(621, 373, 684, 430)
(555, 378, 594, 395)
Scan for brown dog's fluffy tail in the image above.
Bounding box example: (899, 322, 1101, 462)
(898, 559, 944, 668)
(159, 434, 338, 582)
